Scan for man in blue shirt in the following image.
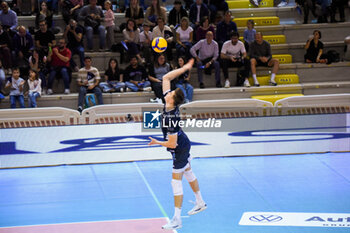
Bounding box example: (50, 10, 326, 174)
(0, 2, 17, 33)
(216, 11, 237, 50)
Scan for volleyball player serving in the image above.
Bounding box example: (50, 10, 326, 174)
(148, 58, 207, 230)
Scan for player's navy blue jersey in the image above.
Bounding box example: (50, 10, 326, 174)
(161, 91, 190, 153)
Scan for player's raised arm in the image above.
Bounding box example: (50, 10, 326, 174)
(162, 58, 194, 93)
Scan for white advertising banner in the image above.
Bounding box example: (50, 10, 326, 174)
(239, 212, 350, 228)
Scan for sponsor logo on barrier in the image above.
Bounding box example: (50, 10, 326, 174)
(240, 212, 350, 227)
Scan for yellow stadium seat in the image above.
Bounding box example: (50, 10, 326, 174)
(272, 54, 293, 64)
(239, 35, 286, 45)
(259, 0, 274, 7)
(227, 0, 252, 8)
(233, 16, 280, 27)
(251, 94, 304, 105)
(227, 0, 273, 8)
(263, 35, 286, 44)
(248, 74, 299, 86)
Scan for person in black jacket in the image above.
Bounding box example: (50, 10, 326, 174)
(204, 0, 228, 23)
(189, 0, 209, 29)
(168, 1, 188, 29)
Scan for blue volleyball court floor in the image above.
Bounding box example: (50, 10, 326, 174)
(1, 151, 350, 233)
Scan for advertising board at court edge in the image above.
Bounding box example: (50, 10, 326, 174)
(239, 212, 350, 228)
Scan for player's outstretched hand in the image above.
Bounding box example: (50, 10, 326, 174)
(148, 137, 158, 146)
(183, 58, 194, 71)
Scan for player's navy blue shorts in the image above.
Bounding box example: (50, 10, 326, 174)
(171, 142, 191, 170)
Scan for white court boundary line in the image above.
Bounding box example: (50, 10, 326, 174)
(134, 161, 179, 233)
(0, 217, 169, 228)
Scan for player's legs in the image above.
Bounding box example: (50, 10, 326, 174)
(184, 164, 207, 215)
(162, 170, 184, 230)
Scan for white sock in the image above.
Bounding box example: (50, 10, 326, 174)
(253, 74, 258, 84)
(271, 73, 276, 82)
(174, 207, 181, 219)
(195, 191, 204, 204)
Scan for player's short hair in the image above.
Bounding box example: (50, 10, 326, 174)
(173, 88, 184, 106)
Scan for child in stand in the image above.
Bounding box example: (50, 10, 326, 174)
(27, 69, 42, 108)
(5, 67, 25, 108)
(175, 56, 193, 103)
(243, 19, 256, 53)
(104, 0, 115, 50)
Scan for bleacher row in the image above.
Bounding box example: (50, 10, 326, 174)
(1, 1, 350, 111)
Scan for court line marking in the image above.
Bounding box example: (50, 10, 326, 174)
(133, 161, 168, 218)
(133, 162, 178, 233)
(0, 217, 169, 228)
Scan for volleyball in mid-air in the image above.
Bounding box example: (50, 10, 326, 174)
(152, 37, 167, 53)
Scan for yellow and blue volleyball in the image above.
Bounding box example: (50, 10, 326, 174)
(152, 37, 167, 53)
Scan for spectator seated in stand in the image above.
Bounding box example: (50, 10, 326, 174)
(61, 0, 84, 25)
(122, 18, 144, 63)
(190, 31, 220, 88)
(99, 58, 125, 92)
(0, 23, 12, 74)
(123, 56, 151, 92)
(195, 16, 215, 42)
(220, 31, 251, 88)
(175, 56, 193, 103)
(168, 0, 188, 30)
(204, 0, 228, 24)
(189, 0, 209, 30)
(122, 0, 144, 31)
(13, 26, 34, 60)
(34, 19, 56, 59)
(176, 17, 193, 61)
(77, 56, 103, 113)
(144, 0, 167, 28)
(64, 19, 85, 71)
(216, 11, 237, 50)
(304, 30, 328, 64)
(152, 17, 174, 61)
(148, 53, 172, 103)
(0, 1, 18, 35)
(47, 38, 72, 95)
(35, 1, 59, 34)
(5, 67, 25, 108)
(140, 22, 153, 64)
(79, 0, 106, 51)
(250, 32, 279, 87)
(39, 0, 59, 14)
(29, 49, 48, 94)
